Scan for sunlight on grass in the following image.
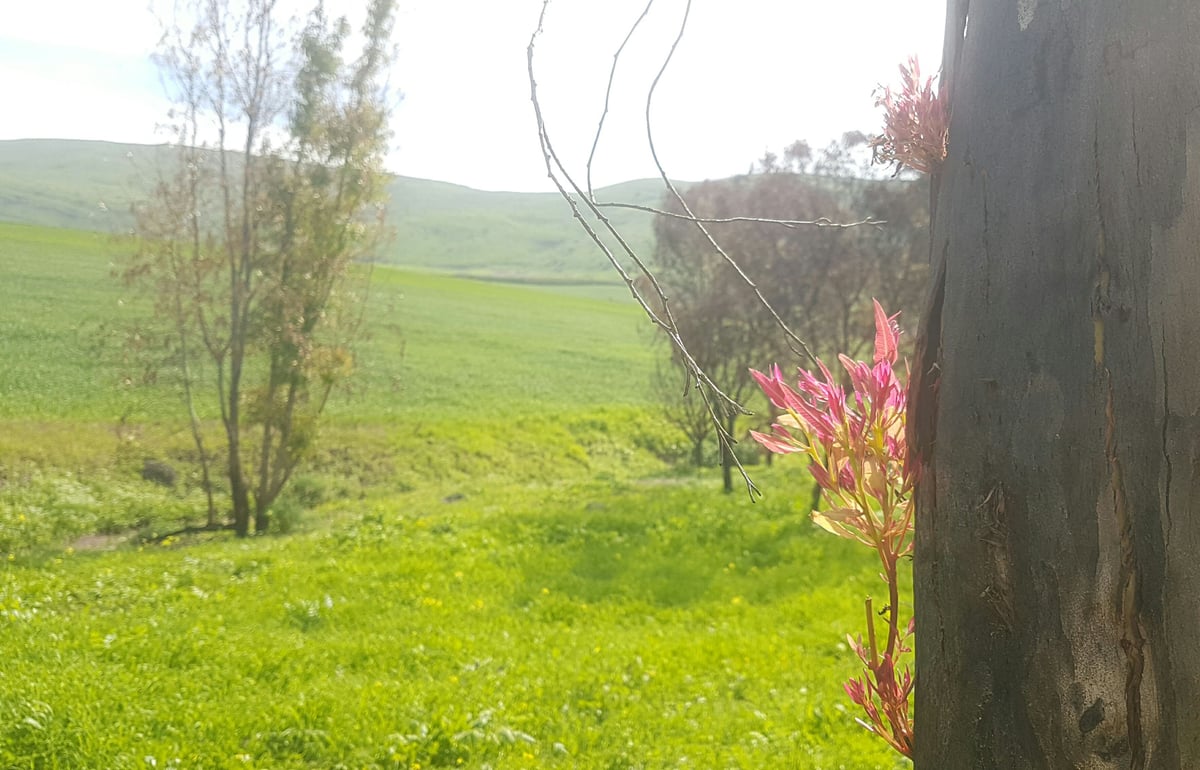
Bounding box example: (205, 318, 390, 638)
(0, 475, 906, 768)
(0, 224, 910, 768)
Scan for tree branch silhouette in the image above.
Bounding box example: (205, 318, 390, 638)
(527, 0, 884, 496)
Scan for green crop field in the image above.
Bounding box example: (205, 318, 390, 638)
(0, 223, 909, 768)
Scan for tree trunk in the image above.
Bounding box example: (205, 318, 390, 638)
(254, 503, 270, 535)
(229, 435, 251, 538)
(721, 412, 735, 494)
(914, 2, 1200, 766)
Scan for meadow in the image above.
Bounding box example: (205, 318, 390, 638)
(0, 222, 909, 768)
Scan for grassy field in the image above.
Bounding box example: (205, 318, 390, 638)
(0, 220, 673, 545)
(0, 476, 907, 770)
(0, 223, 909, 767)
(0, 221, 662, 444)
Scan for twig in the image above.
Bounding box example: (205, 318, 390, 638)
(639, 0, 818, 366)
(528, 0, 760, 497)
(145, 522, 237, 544)
(587, 0, 656, 199)
(596, 201, 885, 230)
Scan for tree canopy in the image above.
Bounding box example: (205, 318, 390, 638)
(124, 0, 397, 537)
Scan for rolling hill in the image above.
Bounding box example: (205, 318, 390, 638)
(0, 138, 668, 283)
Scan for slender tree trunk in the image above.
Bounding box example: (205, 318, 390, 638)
(228, 104, 259, 538)
(721, 412, 735, 494)
(254, 501, 271, 535)
(173, 287, 218, 528)
(255, 366, 280, 535)
(914, 2, 1200, 766)
(226, 268, 250, 537)
(227, 419, 251, 537)
(182, 150, 219, 530)
(226, 270, 250, 536)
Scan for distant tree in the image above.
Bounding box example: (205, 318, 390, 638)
(651, 136, 928, 491)
(124, 0, 396, 537)
(652, 360, 714, 468)
(641, 235, 770, 490)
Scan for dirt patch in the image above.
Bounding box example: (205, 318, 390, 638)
(70, 533, 129, 552)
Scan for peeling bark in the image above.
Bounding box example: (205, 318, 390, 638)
(1106, 379, 1146, 769)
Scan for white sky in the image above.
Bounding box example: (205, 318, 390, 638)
(0, 0, 945, 192)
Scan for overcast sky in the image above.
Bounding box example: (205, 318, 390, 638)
(0, 0, 945, 192)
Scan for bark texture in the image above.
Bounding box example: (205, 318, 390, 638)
(915, 1, 1200, 767)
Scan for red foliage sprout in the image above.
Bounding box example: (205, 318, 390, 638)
(750, 300, 914, 757)
(871, 56, 948, 176)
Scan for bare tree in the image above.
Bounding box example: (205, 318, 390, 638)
(652, 359, 713, 468)
(645, 201, 777, 491)
(528, 0, 889, 495)
(646, 138, 927, 491)
(125, 0, 396, 537)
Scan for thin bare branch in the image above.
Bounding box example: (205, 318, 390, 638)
(587, 0, 656, 199)
(528, 0, 759, 498)
(530, 2, 929, 503)
(641, 0, 817, 366)
(596, 200, 885, 230)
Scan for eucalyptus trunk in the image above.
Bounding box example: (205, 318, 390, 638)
(913, 2, 1200, 766)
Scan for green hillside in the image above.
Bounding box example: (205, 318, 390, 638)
(0, 139, 668, 282)
(0, 139, 165, 233)
(0, 219, 681, 551)
(0, 222, 659, 422)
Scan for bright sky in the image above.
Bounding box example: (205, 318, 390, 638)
(0, 0, 945, 193)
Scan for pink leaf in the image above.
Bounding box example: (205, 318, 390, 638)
(808, 462, 834, 492)
(872, 299, 901, 365)
(750, 428, 803, 455)
(844, 678, 867, 706)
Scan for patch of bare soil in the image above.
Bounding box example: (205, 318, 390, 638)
(70, 533, 129, 552)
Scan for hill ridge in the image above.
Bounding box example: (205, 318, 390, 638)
(0, 138, 670, 283)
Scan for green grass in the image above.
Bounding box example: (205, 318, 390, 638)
(0, 221, 657, 424)
(0, 220, 677, 537)
(0, 224, 138, 422)
(352, 268, 658, 420)
(0, 471, 907, 769)
(0, 222, 912, 767)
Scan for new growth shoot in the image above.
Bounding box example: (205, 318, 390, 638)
(751, 300, 914, 757)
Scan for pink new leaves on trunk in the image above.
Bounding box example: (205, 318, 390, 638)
(750, 300, 914, 758)
(870, 56, 948, 176)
